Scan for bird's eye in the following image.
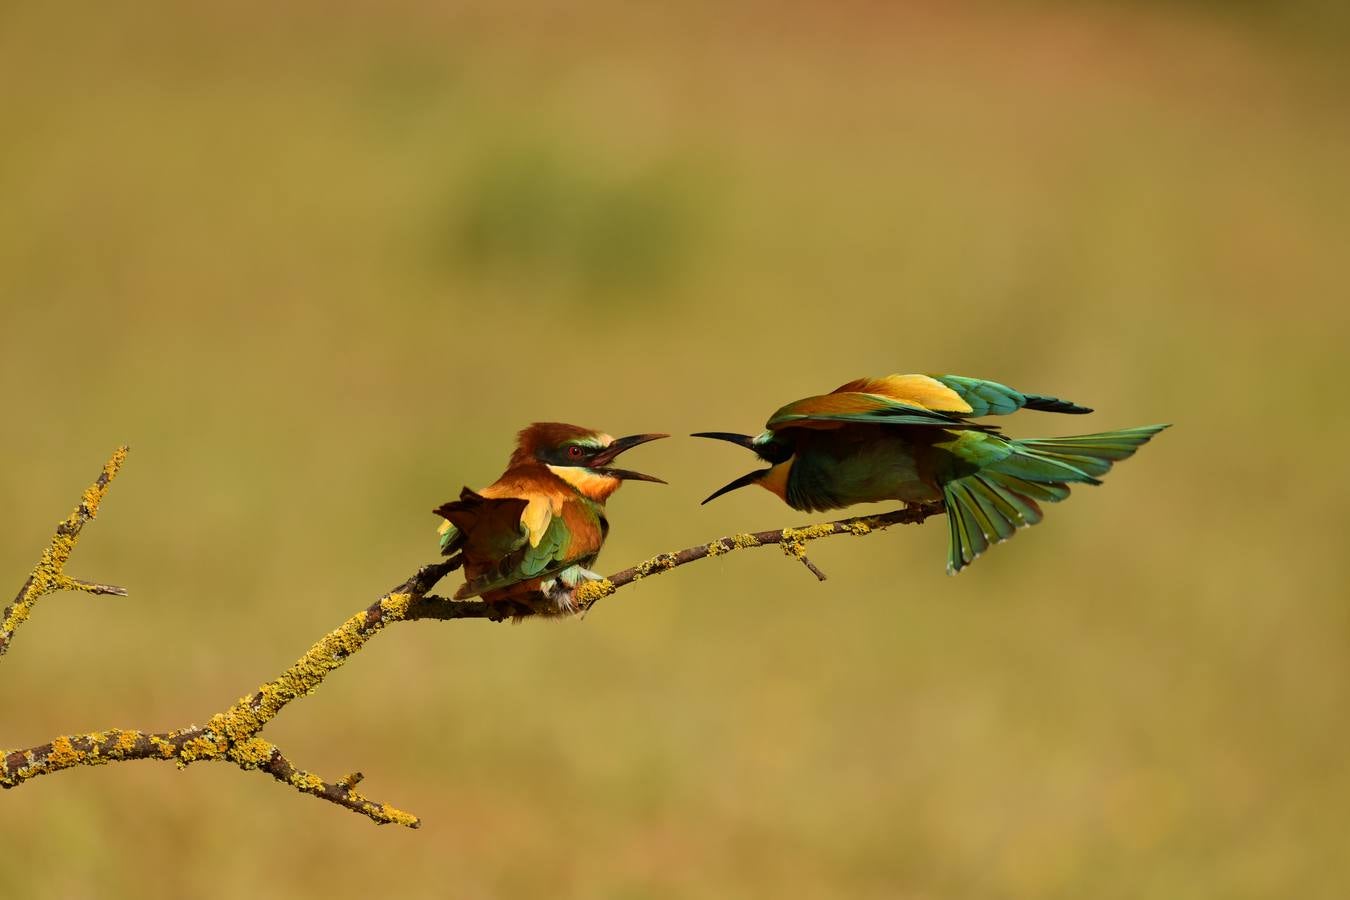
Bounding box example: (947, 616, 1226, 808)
(567, 445, 585, 460)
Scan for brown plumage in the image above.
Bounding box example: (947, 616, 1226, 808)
(434, 423, 667, 610)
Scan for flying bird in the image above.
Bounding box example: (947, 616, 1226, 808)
(694, 374, 1167, 573)
(435, 423, 667, 612)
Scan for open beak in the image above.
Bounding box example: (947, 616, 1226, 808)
(592, 433, 669, 483)
(700, 469, 769, 505)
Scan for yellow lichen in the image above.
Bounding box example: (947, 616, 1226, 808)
(0, 601, 33, 643)
(47, 736, 84, 769)
(112, 730, 140, 755)
(777, 524, 851, 560)
(80, 484, 104, 518)
(379, 804, 421, 828)
(291, 772, 325, 792)
(705, 541, 729, 557)
(227, 737, 276, 768)
(632, 553, 679, 581)
(2, 545, 67, 639)
(380, 592, 412, 620)
(846, 521, 872, 536)
(179, 735, 224, 764)
(80, 447, 128, 522)
(781, 524, 840, 543)
(574, 579, 615, 603)
(729, 533, 761, 549)
(101, 446, 129, 486)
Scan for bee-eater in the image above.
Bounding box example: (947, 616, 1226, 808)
(694, 374, 1168, 573)
(434, 423, 667, 612)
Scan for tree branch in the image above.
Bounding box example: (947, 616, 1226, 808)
(1, 448, 943, 828)
(1, 446, 129, 658)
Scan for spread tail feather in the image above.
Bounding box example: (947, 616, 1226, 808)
(944, 424, 1169, 573)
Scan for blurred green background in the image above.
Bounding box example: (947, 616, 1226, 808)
(3, 1, 1348, 897)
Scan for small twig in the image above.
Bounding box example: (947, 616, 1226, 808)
(63, 578, 130, 597)
(796, 555, 829, 581)
(1, 446, 128, 658)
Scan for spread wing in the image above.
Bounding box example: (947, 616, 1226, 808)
(766, 382, 978, 433)
(838, 374, 1092, 418)
(766, 374, 1090, 433)
(434, 489, 578, 599)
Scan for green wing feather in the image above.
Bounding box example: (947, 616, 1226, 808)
(940, 424, 1169, 573)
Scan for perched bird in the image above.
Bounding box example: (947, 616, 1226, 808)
(435, 423, 667, 612)
(694, 374, 1168, 573)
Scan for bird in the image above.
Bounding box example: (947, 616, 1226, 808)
(693, 374, 1168, 573)
(434, 423, 667, 613)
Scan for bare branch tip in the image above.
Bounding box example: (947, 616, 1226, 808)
(64, 577, 130, 597)
(797, 555, 829, 581)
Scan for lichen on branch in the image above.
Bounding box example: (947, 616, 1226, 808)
(1, 446, 129, 658)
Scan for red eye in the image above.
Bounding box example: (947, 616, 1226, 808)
(567, 446, 584, 459)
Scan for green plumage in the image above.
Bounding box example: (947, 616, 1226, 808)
(696, 372, 1168, 574)
(940, 426, 1168, 573)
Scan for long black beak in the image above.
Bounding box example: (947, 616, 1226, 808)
(700, 469, 769, 505)
(592, 433, 669, 484)
(690, 432, 757, 450)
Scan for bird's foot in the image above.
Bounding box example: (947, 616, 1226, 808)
(540, 567, 604, 615)
(563, 567, 605, 586)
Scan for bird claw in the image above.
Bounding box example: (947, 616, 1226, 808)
(538, 567, 604, 615)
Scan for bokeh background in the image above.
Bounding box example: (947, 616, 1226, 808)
(3, 2, 1348, 897)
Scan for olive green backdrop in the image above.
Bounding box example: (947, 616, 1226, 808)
(2, 2, 1347, 897)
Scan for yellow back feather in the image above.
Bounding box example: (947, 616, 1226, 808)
(833, 374, 973, 414)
